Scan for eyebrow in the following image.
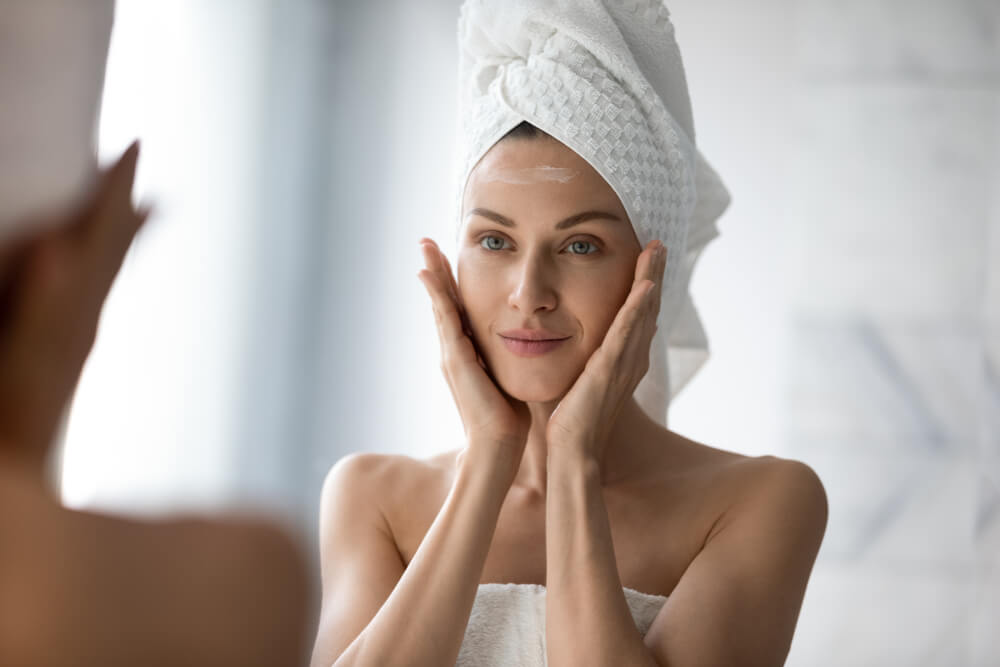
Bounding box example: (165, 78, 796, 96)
(466, 207, 623, 230)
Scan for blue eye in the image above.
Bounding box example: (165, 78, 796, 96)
(479, 235, 509, 251)
(567, 240, 599, 255)
(477, 235, 600, 256)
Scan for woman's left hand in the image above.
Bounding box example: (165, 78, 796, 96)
(545, 239, 666, 462)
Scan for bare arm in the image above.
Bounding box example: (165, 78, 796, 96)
(310, 448, 514, 667)
(643, 458, 828, 666)
(544, 446, 660, 667)
(545, 455, 827, 667)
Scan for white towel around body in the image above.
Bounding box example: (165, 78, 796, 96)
(455, 583, 668, 666)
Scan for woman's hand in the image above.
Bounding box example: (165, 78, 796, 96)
(545, 239, 665, 463)
(417, 238, 530, 476)
(0, 140, 151, 464)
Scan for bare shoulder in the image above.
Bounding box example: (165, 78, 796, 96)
(702, 449, 829, 544)
(733, 455, 827, 517)
(652, 433, 828, 546)
(321, 450, 454, 530)
(321, 450, 452, 507)
(665, 432, 826, 504)
(319, 450, 458, 572)
(0, 470, 310, 666)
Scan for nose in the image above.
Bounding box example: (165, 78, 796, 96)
(507, 251, 557, 314)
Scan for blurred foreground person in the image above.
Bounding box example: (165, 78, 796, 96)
(1, 2, 312, 663)
(0, 144, 312, 667)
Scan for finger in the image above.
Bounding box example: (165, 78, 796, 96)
(599, 277, 655, 371)
(90, 202, 148, 295)
(417, 246, 473, 356)
(621, 279, 659, 383)
(115, 139, 141, 198)
(87, 143, 147, 287)
(420, 239, 457, 298)
(632, 240, 661, 287)
(436, 249, 464, 316)
(437, 251, 478, 342)
(649, 242, 666, 321)
(635, 242, 664, 341)
(421, 238, 477, 343)
(626, 240, 662, 327)
(417, 243, 495, 377)
(421, 239, 463, 311)
(417, 264, 501, 421)
(91, 139, 140, 235)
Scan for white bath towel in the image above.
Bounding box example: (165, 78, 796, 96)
(455, 583, 668, 666)
(0, 0, 115, 243)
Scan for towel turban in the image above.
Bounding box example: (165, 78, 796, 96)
(453, 0, 731, 427)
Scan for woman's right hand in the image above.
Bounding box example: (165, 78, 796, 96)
(417, 238, 530, 475)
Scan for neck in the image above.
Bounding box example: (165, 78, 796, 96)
(510, 395, 662, 497)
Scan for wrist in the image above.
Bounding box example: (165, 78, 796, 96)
(460, 439, 521, 488)
(547, 443, 600, 476)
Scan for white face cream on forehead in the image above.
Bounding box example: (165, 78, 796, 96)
(479, 165, 580, 185)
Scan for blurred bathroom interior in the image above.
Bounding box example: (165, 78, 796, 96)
(48, 1, 998, 664)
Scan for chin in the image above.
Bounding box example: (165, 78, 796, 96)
(481, 340, 588, 403)
(508, 387, 564, 403)
(495, 371, 573, 404)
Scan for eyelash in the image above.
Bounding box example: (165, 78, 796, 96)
(477, 234, 601, 256)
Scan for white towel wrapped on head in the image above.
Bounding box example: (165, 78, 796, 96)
(453, 0, 732, 427)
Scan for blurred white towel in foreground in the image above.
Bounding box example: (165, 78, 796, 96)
(455, 583, 667, 666)
(0, 0, 115, 243)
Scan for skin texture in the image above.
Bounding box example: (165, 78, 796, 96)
(311, 132, 827, 667)
(0, 143, 313, 666)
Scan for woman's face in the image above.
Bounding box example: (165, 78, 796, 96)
(458, 135, 641, 402)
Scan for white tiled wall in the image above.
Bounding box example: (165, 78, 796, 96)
(721, 0, 999, 663)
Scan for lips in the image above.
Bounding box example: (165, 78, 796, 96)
(498, 328, 570, 341)
(500, 336, 569, 357)
(498, 326, 571, 358)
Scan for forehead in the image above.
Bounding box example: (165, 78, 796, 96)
(464, 137, 624, 212)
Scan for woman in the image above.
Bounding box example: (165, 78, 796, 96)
(311, 2, 827, 666)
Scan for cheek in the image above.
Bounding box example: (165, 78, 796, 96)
(457, 247, 636, 344)
(574, 269, 633, 342)
(456, 252, 496, 332)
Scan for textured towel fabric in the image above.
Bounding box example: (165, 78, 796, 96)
(455, 583, 668, 666)
(0, 0, 115, 244)
(453, 0, 731, 426)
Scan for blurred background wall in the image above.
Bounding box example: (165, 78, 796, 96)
(59, 0, 998, 664)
